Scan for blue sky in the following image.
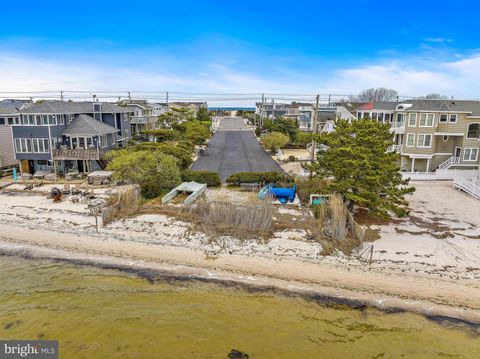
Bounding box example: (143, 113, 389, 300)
(0, 0, 479, 103)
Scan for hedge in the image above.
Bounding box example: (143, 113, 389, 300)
(181, 170, 221, 187)
(226, 171, 290, 185)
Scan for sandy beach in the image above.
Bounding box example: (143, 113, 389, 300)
(0, 181, 479, 324)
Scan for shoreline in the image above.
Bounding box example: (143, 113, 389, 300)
(1, 224, 479, 326)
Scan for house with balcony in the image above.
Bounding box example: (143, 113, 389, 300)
(396, 100, 480, 173)
(354, 100, 480, 173)
(125, 100, 168, 133)
(12, 100, 132, 177)
(255, 101, 356, 132)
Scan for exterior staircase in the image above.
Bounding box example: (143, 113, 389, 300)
(437, 156, 460, 170)
(453, 173, 480, 199)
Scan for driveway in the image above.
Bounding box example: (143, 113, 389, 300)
(191, 117, 284, 182)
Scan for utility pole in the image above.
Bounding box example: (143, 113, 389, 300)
(60, 91, 64, 101)
(310, 94, 320, 178)
(128, 91, 131, 100)
(260, 93, 265, 129)
(166, 91, 169, 105)
(271, 99, 275, 122)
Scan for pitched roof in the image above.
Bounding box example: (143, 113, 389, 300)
(19, 100, 131, 114)
(397, 99, 480, 114)
(0, 99, 29, 114)
(62, 114, 118, 136)
(354, 99, 480, 115)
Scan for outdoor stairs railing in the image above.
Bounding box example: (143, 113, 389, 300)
(453, 174, 480, 200)
(438, 156, 460, 170)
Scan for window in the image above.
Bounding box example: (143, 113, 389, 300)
(440, 114, 448, 123)
(463, 148, 479, 161)
(15, 139, 22, 152)
(397, 113, 406, 123)
(443, 135, 449, 142)
(406, 133, 415, 147)
(42, 115, 49, 125)
(449, 114, 457, 123)
(385, 113, 391, 122)
(408, 113, 417, 127)
(378, 113, 384, 122)
(93, 104, 102, 112)
(417, 134, 432, 148)
(372, 112, 377, 120)
(467, 123, 480, 139)
(35, 115, 42, 125)
(419, 113, 434, 127)
(33, 139, 39, 152)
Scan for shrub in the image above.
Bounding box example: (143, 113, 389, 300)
(177, 140, 195, 153)
(140, 129, 180, 142)
(261, 131, 289, 152)
(296, 177, 329, 204)
(181, 170, 221, 187)
(107, 150, 181, 199)
(133, 142, 193, 169)
(226, 171, 289, 185)
(185, 121, 211, 144)
(287, 155, 296, 162)
(294, 132, 313, 147)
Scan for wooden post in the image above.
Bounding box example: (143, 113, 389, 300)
(95, 214, 99, 233)
(309, 95, 320, 178)
(369, 245, 374, 266)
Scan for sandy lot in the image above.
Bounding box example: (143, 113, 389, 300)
(0, 180, 479, 323)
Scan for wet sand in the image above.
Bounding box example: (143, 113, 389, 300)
(0, 182, 479, 324)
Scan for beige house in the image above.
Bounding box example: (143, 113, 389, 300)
(355, 100, 480, 173)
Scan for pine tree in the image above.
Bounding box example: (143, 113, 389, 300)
(311, 119, 415, 217)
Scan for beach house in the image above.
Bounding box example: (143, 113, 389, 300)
(11, 100, 132, 178)
(125, 100, 168, 133)
(354, 100, 480, 173)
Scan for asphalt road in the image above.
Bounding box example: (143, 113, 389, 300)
(191, 117, 284, 182)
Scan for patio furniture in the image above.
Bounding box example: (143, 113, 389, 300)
(88, 171, 113, 185)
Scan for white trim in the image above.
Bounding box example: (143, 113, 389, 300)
(408, 113, 417, 127)
(419, 113, 435, 127)
(463, 148, 479, 162)
(439, 113, 448, 123)
(402, 153, 434, 159)
(405, 133, 415, 147)
(455, 146, 462, 158)
(466, 122, 480, 140)
(434, 132, 464, 136)
(417, 133, 432, 148)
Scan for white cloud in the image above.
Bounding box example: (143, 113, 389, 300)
(0, 50, 480, 105)
(324, 54, 480, 98)
(424, 37, 452, 43)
